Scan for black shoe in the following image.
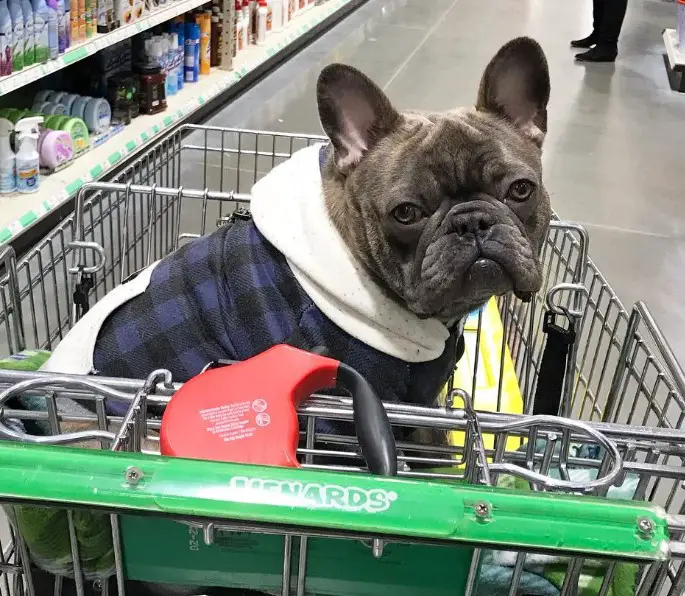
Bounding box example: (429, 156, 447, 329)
(571, 34, 597, 48)
(575, 45, 617, 62)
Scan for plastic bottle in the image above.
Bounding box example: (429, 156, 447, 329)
(209, 13, 220, 66)
(196, 11, 209, 74)
(256, 0, 266, 45)
(0, 118, 16, 194)
(183, 21, 199, 82)
(174, 22, 183, 89)
(0, 0, 12, 75)
(8, 0, 23, 70)
(77, 0, 83, 39)
(267, 0, 281, 33)
(250, 0, 257, 44)
(241, 0, 249, 43)
(68, 0, 75, 41)
(32, 0, 47, 62)
(45, 0, 57, 58)
(15, 116, 42, 194)
(234, 5, 242, 54)
(55, 0, 65, 53)
(84, 0, 93, 37)
(240, 5, 247, 48)
(21, 0, 33, 66)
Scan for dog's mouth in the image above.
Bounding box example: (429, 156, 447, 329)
(410, 233, 542, 319)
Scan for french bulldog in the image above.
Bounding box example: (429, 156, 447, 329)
(319, 37, 551, 323)
(36, 35, 551, 596)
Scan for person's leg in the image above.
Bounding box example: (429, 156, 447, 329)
(576, 0, 627, 62)
(571, 0, 603, 48)
(598, 0, 628, 47)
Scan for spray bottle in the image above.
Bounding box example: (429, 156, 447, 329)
(15, 116, 42, 193)
(0, 117, 16, 193)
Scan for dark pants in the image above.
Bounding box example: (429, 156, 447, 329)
(593, 0, 628, 47)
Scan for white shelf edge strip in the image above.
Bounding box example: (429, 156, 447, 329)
(0, 0, 353, 245)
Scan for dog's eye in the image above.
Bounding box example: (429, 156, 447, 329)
(392, 204, 422, 225)
(508, 180, 536, 202)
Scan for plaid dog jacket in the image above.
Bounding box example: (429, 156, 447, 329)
(93, 216, 464, 417)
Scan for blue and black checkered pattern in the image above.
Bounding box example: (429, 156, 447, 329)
(93, 216, 463, 416)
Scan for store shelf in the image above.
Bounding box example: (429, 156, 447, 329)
(0, 0, 210, 97)
(0, 0, 356, 245)
(664, 29, 685, 72)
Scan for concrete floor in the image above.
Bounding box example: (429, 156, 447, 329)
(196, 0, 685, 364)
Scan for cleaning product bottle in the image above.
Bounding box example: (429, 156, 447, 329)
(196, 11, 210, 74)
(0, 0, 13, 75)
(8, 0, 23, 70)
(267, 0, 281, 33)
(45, 0, 57, 58)
(183, 21, 199, 83)
(249, 0, 257, 44)
(241, 0, 249, 43)
(0, 118, 16, 194)
(31, 0, 47, 63)
(233, 4, 242, 54)
(239, 4, 247, 50)
(210, 12, 221, 66)
(256, 0, 266, 46)
(21, 0, 33, 66)
(14, 116, 42, 193)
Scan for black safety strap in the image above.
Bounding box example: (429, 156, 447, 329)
(532, 309, 576, 416)
(72, 271, 95, 319)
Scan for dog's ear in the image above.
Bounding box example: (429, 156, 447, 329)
(317, 64, 401, 173)
(476, 37, 550, 146)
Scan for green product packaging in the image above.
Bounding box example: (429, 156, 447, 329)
(61, 117, 89, 153)
(7, 108, 27, 123)
(45, 114, 69, 129)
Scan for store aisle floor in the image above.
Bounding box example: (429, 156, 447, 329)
(203, 0, 685, 360)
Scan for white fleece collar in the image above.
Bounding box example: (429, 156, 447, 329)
(250, 143, 450, 363)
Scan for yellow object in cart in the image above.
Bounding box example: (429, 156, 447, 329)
(441, 297, 524, 452)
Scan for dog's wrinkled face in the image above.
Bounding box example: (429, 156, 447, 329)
(317, 37, 551, 322)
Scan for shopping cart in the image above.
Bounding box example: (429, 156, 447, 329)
(0, 124, 683, 596)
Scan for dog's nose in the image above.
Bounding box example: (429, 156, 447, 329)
(451, 210, 495, 237)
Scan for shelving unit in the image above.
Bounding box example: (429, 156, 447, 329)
(0, 0, 210, 97)
(0, 0, 358, 245)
